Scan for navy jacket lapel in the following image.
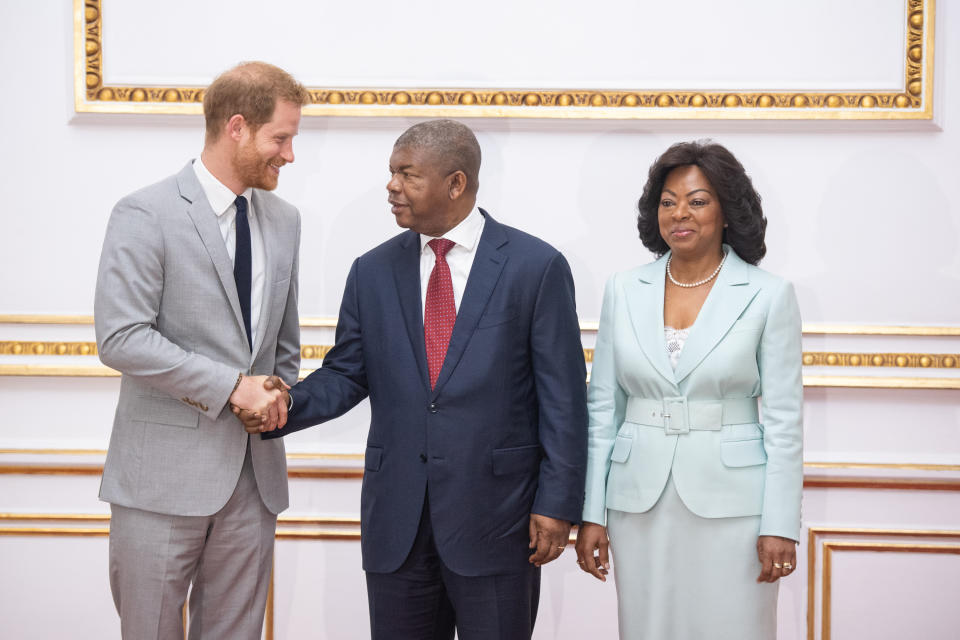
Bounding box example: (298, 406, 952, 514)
(673, 249, 760, 384)
(431, 210, 507, 398)
(177, 164, 249, 352)
(394, 230, 431, 393)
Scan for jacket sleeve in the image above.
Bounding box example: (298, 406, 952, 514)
(757, 279, 804, 541)
(94, 195, 238, 420)
(581, 274, 628, 526)
(265, 257, 369, 437)
(529, 252, 589, 523)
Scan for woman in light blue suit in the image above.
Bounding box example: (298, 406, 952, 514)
(575, 141, 803, 639)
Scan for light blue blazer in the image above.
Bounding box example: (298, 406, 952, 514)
(582, 247, 803, 541)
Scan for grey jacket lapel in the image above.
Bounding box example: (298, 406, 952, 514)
(250, 190, 277, 359)
(673, 249, 760, 384)
(177, 164, 249, 352)
(624, 257, 677, 387)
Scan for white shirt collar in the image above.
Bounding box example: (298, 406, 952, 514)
(419, 207, 484, 253)
(193, 157, 253, 217)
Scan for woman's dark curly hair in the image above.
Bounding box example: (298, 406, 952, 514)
(636, 140, 766, 265)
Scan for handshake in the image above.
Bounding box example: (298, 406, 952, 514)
(228, 374, 291, 434)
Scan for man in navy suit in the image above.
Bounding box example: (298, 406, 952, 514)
(251, 119, 587, 639)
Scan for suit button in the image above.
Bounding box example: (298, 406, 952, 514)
(429, 403, 438, 413)
(419, 453, 427, 463)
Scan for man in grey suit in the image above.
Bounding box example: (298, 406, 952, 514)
(94, 61, 307, 639)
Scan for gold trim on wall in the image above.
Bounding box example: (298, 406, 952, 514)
(801, 323, 960, 336)
(6, 340, 959, 374)
(0, 341, 98, 356)
(806, 527, 960, 640)
(3, 450, 957, 473)
(802, 352, 958, 369)
(73, 0, 935, 119)
(3, 315, 959, 337)
(821, 541, 960, 640)
(3, 363, 958, 390)
(801, 375, 960, 390)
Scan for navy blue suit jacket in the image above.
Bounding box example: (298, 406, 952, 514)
(268, 211, 587, 576)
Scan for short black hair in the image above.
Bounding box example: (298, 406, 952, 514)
(636, 140, 767, 265)
(394, 119, 481, 195)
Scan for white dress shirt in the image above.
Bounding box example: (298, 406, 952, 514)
(193, 157, 265, 358)
(419, 207, 486, 315)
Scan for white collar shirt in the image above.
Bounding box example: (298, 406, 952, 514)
(419, 207, 486, 315)
(193, 157, 265, 360)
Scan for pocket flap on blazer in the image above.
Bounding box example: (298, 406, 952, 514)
(477, 307, 518, 328)
(365, 446, 383, 472)
(610, 434, 634, 463)
(730, 315, 765, 333)
(720, 438, 768, 467)
(135, 396, 200, 428)
(492, 444, 541, 476)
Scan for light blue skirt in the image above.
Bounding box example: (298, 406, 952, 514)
(606, 474, 778, 640)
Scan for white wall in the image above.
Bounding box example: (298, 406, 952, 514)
(1, 2, 958, 639)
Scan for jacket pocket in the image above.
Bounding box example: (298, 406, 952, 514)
(610, 434, 634, 463)
(135, 396, 200, 428)
(364, 445, 383, 472)
(492, 444, 541, 476)
(477, 307, 518, 328)
(730, 315, 765, 334)
(720, 437, 767, 467)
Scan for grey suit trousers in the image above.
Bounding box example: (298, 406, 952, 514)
(109, 439, 276, 640)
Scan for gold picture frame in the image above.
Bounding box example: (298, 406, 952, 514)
(75, 0, 935, 120)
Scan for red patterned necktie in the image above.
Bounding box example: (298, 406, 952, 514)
(424, 238, 457, 389)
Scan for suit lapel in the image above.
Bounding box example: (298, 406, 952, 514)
(178, 165, 249, 351)
(623, 257, 677, 387)
(394, 230, 431, 393)
(430, 212, 507, 398)
(250, 190, 278, 359)
(672, 249, 759, 384)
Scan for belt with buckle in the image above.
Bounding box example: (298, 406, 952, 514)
(624, 396, 759, 435)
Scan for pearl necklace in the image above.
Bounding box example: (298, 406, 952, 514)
(666, 253, 726, 288)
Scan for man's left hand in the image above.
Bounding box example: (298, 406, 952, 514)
(528, 514, 572, 567)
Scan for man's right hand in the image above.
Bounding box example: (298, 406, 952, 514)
(229, 375, 290, 433)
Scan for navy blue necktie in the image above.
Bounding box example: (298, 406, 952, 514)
(233, 195, 253, 350)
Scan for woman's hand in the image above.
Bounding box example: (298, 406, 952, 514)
(575, 522, 611, 582)
(757, 535, 797, 582)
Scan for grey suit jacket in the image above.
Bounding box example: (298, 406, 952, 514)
(95, 161, 300, 516)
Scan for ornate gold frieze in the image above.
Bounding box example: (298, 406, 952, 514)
(74, 0, 935, 119)
(6, 340, 955, 371)
(0, 341, 97, 356)
(3, 315, 959, 336)
(803, 352, 959, 368)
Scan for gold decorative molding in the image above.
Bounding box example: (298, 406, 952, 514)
(803, 476, 960, 491)
(3, 449, 958, 472)
(821, 539, 960, 640)
(804, 461, 960, 472)
(3, 315, 959, 337)
(4, 341, 959, 372)
(806, 527, 960, 640)
(73, 0, 935, 120)
(0, 341, 98, 356)
(0, 462, 364, 479)
(801, 324, 960, 336)
(803, 352, 958, 368)
(4, 364, 957, 390)
(801, 375, 960, 390)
